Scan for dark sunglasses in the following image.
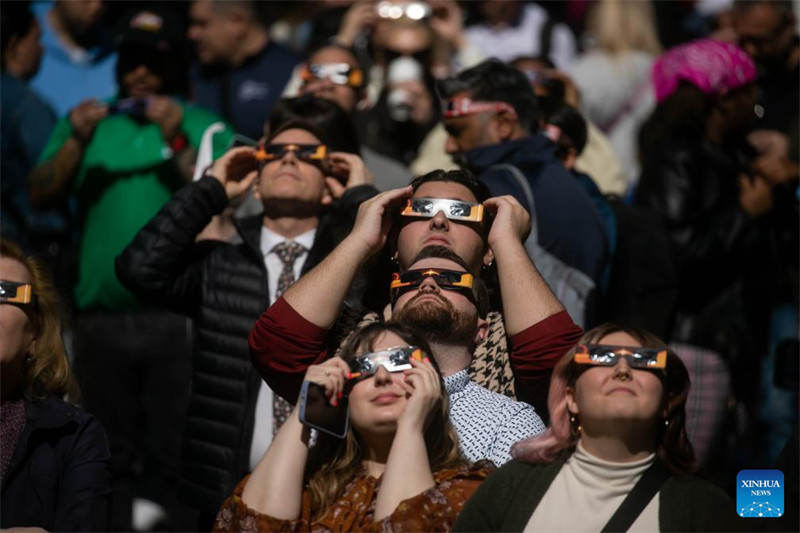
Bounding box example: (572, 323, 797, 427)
(348, 346, 425, 379)
(383, 47, 432, 67)
(255, 143, 328, 167)
(574, 344, 668, 370)
(300, 63, 364, 87)
(390, 268, 474, 304)
(0, 280, 34, 305)
(118, 48, 170, 76)
(400, 197, 484, 223)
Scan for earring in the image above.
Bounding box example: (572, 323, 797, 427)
(664, 419, 670, 427)
(570, 415, 582, 435)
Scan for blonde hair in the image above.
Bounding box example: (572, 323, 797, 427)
(587, 0, 662, 56)
(0, 239, 79, 401)
(305, 322, 466, 515)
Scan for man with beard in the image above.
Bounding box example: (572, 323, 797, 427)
(248, 182, 585, 464)
(734, 0, 799, 160)
(252, 170, 583, 418)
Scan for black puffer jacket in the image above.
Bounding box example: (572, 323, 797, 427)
(115, 175, 377, 511)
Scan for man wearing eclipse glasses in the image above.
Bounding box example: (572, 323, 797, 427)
(250, 170, 584, 460)
(437, 59, 609, 293)
(253, 169, 582, 416)
(115, 109, 377, 526)
(293, 43, 413, 191)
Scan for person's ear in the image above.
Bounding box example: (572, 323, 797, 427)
(482, 247, 494, 267)
(566, 386, 579, 416)
(474, 316, 489, 344)
(563, 147, 578, 170)
(494, 110, 518, 141)
(321, 189, 334, 206)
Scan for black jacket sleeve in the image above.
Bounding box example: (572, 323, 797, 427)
(54, 414, 112, 532)
(115, 175, 228, 315)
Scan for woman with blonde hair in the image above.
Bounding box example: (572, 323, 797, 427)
(214, 322, 492, 532)
(569, 0, 662, 189)
(454, 324, 733, 532)
(0, 238, 111, 531)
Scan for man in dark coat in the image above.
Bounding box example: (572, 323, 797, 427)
(116, 115, 376, 529)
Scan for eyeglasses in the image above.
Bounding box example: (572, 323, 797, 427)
(443, 98, 518, 120)
(348, 346, 425, 379)
(400, 198, 484, 223)
(0, 280, 34, 305)
(574, 344, 668, 370)
(255, 143, 328, 166)
(300, 63, 364, 87)
(390, 268, 474, 303)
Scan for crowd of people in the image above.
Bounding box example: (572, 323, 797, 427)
(0, 1, 798, 532)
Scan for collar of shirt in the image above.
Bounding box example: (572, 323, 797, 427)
(443, 369, 471, 395)
(259, 226, 316, 257)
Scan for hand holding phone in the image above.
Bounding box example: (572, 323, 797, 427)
(299, 381, 349, 438)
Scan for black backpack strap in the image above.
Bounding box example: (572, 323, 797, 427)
(539, 15, 556, 63)
(601, 461, 669, 532)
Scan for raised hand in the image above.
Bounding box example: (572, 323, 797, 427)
(303, 357, 350, 406)
(336, 1, 378, 47)
(69, 99, 109, 144)
(484, 195, 532, 248)
(347, 186, 413, 257)
(326, 152, 375, 199)
(145, 96, 184, 142)
(397, 357, 441, 433)
(208, 146, 259, 203)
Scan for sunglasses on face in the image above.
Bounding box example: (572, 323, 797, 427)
(255, 143, 328, 166)
(390, 268, 474, 303)
(118, 48, 171, 76)
(348, 346, 425, 379)
(0, 280, 34, 305)
(574, 344, 668, 370)
(301, 63, 364, 87)
(400, 198, 484, 223)
(442, 98, 519, 120)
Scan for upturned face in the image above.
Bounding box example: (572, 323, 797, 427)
(567, 332, 666, 427)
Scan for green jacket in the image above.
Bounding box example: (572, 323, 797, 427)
(454, 457, 736, 532)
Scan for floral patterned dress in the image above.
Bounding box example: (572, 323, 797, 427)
(213, 462, 494, 532)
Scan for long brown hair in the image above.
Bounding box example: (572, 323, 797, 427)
(511, 323, 696, 476)
(305, 322, 466, 515)
(0, 239, 79, 401)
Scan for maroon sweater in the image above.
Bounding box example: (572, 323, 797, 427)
(249, 297, 582, 408)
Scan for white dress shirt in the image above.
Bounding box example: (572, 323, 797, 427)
(249, 226, 316, 470)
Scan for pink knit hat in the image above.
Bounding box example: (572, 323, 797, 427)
(652, 39, 756, 103)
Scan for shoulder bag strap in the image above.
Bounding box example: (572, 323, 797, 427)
(601, 461, 669, 532)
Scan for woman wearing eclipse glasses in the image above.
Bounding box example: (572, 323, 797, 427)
(214, 322, 492, 532)
(0, 239, 111, 531)
(454, 324, 733, 532)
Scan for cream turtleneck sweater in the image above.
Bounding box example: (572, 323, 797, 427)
(524, 442, 660, 532)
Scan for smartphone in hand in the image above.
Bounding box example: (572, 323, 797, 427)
(298, 381, 349, 439)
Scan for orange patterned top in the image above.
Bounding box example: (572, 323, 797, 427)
(213, 462, 494, 532)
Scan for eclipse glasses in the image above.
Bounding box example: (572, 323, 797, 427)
(255, 143, 328, 166)
(400, 198, 484, 223)
(0, 280, 34, 305)
(390, 268, 474, 304)
(442, 98, 519, 120)
(574, 344, 668, 370)
(300, 63, 364, 88)
(348, 346, 425, 379)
